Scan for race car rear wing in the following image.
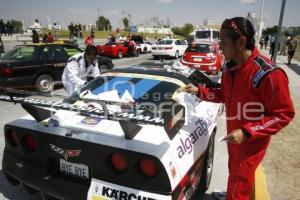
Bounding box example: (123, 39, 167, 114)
(0, 88, 185, 140)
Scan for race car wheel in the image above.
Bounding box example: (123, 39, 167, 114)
(143, 47, 147, 53)
(153, 55, 159, 60)
(35, 74, 54, 93)
(99, 64, 109, 74)
(174, 51, 179, 59)
(197, 129, 216, 194)
(117, 51, 123, 59)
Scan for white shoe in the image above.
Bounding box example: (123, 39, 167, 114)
(212, 190, 226, 200)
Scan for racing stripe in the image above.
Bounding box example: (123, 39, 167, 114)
(131, 79, 160, 99)
(91, 77, 132, 95)
(91, 77, 161, 100)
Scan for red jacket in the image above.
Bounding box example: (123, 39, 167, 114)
(198, 48, 295, 199)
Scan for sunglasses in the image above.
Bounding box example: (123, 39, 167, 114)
(222, 19, 244, 37)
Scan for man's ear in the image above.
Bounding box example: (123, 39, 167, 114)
(239, 36, 247, 51)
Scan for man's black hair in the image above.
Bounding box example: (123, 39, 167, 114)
(85, 45, 98, 56)
(221, 17, 256, 51)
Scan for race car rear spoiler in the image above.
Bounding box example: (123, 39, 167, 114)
(0, 88, 185, 140)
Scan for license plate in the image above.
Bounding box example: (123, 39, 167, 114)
(60, 159, 89, 179)
(193, 57, 202, 62)
(158, 47, 163, 50)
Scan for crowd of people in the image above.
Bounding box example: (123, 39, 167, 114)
(0, 19, 14, 36)
(260, 33, 298, 65)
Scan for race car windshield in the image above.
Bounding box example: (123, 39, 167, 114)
(81, 75, 181, 105)
(186, 44, 211, 53)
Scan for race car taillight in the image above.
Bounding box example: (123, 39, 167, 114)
(111, 153, 128, 172)
(0, 67, 13, 76)
(5, 129, 19, 147)
(139, 158, 158, 177)
(22, 134, 37, 152)
(164, 46, 173, 50)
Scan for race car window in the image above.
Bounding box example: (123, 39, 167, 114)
(187, 43, 211, 53)
(80, 75, 181, 114)
(1, 46, 36, 60)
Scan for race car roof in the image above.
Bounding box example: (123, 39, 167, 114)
(111, 66, 191, 85)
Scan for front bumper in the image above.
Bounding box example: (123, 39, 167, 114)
(2, 149, 89, 200)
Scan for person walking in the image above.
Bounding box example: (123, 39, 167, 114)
(184, 17, 295, 200)
(62, 45, 100, 96)
(287, 34, 298, 65)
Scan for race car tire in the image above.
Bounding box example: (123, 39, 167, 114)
(143, 47, 147, 53)
(35, 74, 54, 93)
(99, 64, 110, 74)
(117, 51, 123, 59)
(174, 51, 179, 59)
(197, 128, 216, 194)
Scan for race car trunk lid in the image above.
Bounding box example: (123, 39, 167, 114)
(3, 120, 172, 196)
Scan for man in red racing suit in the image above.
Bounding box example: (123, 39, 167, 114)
(198, 48, 294, 199)
(184, 17, 295, 200)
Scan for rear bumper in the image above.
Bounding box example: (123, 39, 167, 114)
(2, 149, 89, 200)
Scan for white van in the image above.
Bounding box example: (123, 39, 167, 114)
(189, 28, 220, 43)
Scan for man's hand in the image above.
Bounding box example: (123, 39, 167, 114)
(183, 84, 199, 95)
(223, 129, 248, 144)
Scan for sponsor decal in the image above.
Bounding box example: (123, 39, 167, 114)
(79, 117, 101, 126)
(0, 95, 164, 125)
(250, 117, 280, 131)
(49, 144, 81, 160)
(176, 110, 214, 159)
(54, 63, 65, 67)
(98, 186, 158, 200)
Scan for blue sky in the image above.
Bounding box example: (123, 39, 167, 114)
(0, 0, 299, 29)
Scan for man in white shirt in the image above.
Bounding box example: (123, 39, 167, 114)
(62, 45, 100, 96)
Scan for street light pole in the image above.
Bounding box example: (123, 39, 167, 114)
(257, 0, 265, 49)
(273, 0, 286, 63)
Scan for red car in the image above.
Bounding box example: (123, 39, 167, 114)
(97, 42, 129, 58)
(181, 41, 224, 75)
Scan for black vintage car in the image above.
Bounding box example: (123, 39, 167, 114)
(0, 43, 114, 93)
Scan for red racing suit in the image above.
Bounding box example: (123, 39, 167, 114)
(197, 48, 295, 200)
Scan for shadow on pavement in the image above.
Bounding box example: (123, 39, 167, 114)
(286, 63, 300, 75)
(0, 170, 41, 200)
(197, 193, 217, 200)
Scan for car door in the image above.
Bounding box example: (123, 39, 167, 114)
(6, 46, 43, 79)
(40, 45, 68, 81)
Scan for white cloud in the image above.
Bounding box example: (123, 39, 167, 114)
(156, 0, 172, 3)
(240, 0, 256, 4)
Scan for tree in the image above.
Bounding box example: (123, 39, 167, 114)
(122, 17, 130, 31)
(96, 16, 112, 31)
(171, 23, 194, 37)
(9, 20, 23, 33)
(263, 25, 278, 36)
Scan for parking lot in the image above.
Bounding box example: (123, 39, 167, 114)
(0, 39, 299, 200)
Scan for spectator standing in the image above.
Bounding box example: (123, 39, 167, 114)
(47, 32, 54, 43)
(32, 30, 40, 43)
(68, 23, 75, 39)
(264, 35, 269, 50)
(0, 35, 4, 56)
(287, 34, 298, 65)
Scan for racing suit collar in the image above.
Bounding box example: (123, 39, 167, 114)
(226, 47, 259, 72)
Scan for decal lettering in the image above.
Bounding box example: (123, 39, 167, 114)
(100, 186, 158, 200)
(176, 115, 213, 158)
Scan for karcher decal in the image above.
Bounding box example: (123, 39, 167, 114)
(101, 186, 158, 200)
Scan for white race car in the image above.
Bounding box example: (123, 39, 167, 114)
(0, 63, 222, 200)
